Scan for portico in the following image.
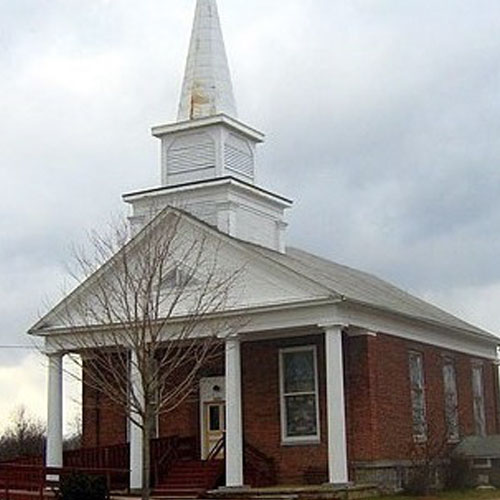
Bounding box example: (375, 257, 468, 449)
(45, 325, 350, 490)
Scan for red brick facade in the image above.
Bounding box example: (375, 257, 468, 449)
(82, 331, 499, 485)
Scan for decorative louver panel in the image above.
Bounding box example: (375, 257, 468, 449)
(224, 134, 254, 179)
(168, 133, 216, 174)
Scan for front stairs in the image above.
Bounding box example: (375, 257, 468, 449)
(153, 459, 224, 498)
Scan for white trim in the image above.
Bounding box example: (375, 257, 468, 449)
(199, 376, 226, 459)
(46, 353, 64, 469)
(225, 339, 243, 486)
(408, 350, 427, 442)
(442, 357, 460, 443)
(471, 458, 492, 470)
(279, 345, 321, 445)
(335, 303, 498, 360)
(472, 362, 487, 437)
(152, 114, 265, 143)
(129, 350, 144, 491)
(324, 326, 348, 484)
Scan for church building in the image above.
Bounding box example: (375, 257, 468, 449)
(30, 0, 500, 495)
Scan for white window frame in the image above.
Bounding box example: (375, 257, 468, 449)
(279, 345, 321, 445)
(471, 458, 492, 470)
(472, 361, 487, 437)
(442, 357, 460, 443)
(409, 351, 427, 442)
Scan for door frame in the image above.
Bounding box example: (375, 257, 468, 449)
(199, 376, 226, 459)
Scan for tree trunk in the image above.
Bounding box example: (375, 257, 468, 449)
(142, 412, 151, 500)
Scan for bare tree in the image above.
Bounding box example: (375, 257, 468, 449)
(0, 406, 46, 463)
(47, 209, 245, 500)
(405, 401, 464, 496)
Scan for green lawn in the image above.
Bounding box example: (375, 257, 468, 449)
(370, 490, 500, 500)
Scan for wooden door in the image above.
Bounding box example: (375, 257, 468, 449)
(203, 401, 225, 459)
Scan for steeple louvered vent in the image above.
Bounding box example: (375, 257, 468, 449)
(224, 134, 254, 179)
(167, 133, 215, 174)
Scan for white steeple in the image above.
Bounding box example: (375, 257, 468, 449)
(178, 0, 237, 121)
(124, 0, 292, 253)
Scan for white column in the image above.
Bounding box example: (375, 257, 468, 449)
(46, 353, 64, 469)
(129, 350, 144, 492)
(324, 325, 349, 485)
(225, 338, 244, 487)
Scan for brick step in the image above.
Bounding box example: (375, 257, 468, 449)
(160, 474, 218, 482)
(156, 481, 213, 490)
(155, 458, 223, 498)
(0, 490, 54, 500)
(158, 477, 214, 485)
(159, 470, 218, 482)
(172, 465, 221, 472)
(151, 497, 200, 500)
(152, 487, 206, 498)
(175, 459, 222, 467)
(164, 469, 220, 476)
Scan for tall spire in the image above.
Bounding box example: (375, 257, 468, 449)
(177, 0, 237, 121)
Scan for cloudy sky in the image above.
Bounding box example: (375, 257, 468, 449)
(1, 0, 500, 433)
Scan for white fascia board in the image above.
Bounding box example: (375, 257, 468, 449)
(40, 295, 499, 361)
(39, 297, 340, 349)
(123, 178, 292, 210)
(151, 114, 265, 143)
(337, 302, 499, 360)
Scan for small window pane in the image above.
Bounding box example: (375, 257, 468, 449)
(285, 395, 318, 437)
(283, 351, 315, 393)
(209, 406, 221, 431)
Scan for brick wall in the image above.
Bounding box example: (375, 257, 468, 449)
(241, 333, 328, 485)
(81, 331, 499, 486)
(347, 333, 499, 462)
(345, 334, 379, 462)
(81, 360, 127, 448)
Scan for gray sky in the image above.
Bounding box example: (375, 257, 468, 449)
(1, 0, 500, 431)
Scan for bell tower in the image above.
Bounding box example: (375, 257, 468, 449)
(124, 0, 292, 252)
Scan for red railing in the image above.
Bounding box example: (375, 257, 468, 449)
(0, 435, 196, 492)
(0, 464, 129, 499)
(152, 436, 197, 486)
(64, 442, 129, 472)
(244, 440, 276, 487)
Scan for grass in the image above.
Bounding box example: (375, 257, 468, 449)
(369, 489, 500, 500)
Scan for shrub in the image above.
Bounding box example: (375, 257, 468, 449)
(446, 457, 471, 490)
(57, 473, 108, 500)
(403, 464, 436, 496)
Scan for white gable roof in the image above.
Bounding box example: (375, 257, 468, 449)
(29, 206, 498, 346)
(240, 242, 497, 340)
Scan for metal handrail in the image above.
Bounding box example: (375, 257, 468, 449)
(206, 433, 225, 461)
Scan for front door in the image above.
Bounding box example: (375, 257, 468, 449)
(200, 376, 226, 459)
(204, 401, 225, 459)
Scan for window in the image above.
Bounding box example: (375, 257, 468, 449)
(409, 351, 427, 441)
(471, 458, 492, 470)
(472, 363, 486, 436)
(443, 358, 459, 442)
(279, 346, 320, 443)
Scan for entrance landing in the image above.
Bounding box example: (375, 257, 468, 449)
(206, 484, 379, 500)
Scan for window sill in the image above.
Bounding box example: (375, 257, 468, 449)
(413, 435, 428, 444)
(281, 438, 321, 447)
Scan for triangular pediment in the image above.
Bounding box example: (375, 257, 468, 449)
(29, 207, 335, 335)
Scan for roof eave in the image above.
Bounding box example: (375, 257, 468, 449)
(342, 297, 499, 345)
